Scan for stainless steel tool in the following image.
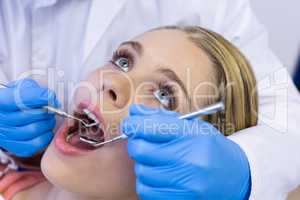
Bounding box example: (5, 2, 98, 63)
(80, 101, 225, 147)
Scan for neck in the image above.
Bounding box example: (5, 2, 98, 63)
(19, 181, 137, 200)
(47, 186, 99, 200)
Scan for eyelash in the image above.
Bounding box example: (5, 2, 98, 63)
(110, 49, 177, 110)
(157, 81, 177, 110)
(110, 49, 134, 70)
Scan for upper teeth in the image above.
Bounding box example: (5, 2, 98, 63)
(83, 109, 99, 124)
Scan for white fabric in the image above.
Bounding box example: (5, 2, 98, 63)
(0, 0, 300, 199)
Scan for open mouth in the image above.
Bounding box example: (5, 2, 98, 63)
(65, 108, 105, 150)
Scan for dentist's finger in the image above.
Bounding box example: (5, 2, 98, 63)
(135, 163, 175, 187)
(0, 79, 59, 111)
(127, 138, 176, 166)
(0, 118, 56, 141)
(135, 180, 198, 200)
(0, 131, 53, 157)
(0, 109, 54, 126)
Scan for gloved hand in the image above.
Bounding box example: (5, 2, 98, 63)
(0, 78, 59, 157)
(122, 104, 251, 200)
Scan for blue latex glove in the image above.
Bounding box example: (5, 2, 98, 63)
(122, 104, 251, 200)
(0, 78, 59, 157)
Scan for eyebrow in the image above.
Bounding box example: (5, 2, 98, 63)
(118, 41, 190, 105)
(156, 68, 189, 99)
(119, 41, 143, 56)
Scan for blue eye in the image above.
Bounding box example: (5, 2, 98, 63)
(114, 57, 130, 72)
(153, 89, 171, 107)
(112, 50, 134, 72)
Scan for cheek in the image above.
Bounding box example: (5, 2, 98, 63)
(133, 84, 160, 107)
(135, 98, 160, 108)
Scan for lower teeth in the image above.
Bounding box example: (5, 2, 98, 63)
(66, 133, 75, 143)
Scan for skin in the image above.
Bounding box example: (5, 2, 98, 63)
(13, 29, 216, 200)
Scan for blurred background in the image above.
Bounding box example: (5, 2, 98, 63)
(250, 1, 300, 199)
(251, 0, 300, 78)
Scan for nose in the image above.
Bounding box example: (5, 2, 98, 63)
(101, 71, 132, 109)
(73, 69, 132, 111)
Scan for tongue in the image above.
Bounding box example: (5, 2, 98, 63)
(78, 126, 105, 144)
(69, 133, 97, 150)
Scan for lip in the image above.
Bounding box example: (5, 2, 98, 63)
(54, 102, 107, 157)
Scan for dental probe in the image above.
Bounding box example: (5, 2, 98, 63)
(0, 83, 98, 128)
(80, 101, 225, 147)
(43, 106, 98, 128)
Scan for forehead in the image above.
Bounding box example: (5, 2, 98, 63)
(134, 29, 203, 67)
(133, 29, 215, 92)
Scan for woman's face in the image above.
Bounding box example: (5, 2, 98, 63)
(41, 29, 215, 199)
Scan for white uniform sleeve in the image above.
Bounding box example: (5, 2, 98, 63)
(0, 1, 32, 84)
(211, 0, 300, 199)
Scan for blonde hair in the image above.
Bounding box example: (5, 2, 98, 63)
(156, 26, 258, 136)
